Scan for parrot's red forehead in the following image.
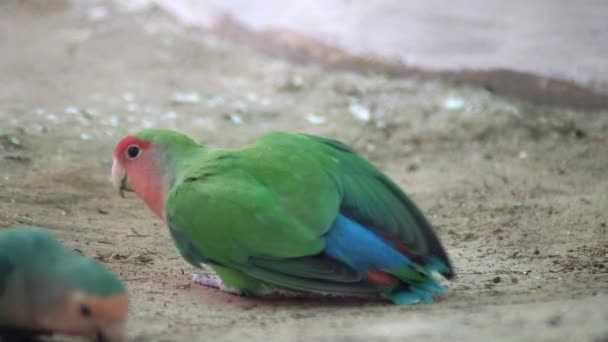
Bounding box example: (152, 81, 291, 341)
(113, 135, 151, 158)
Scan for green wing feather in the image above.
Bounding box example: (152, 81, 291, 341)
(232, 262, 378, 295)
(249, 256, 362, 282)
(301, 134, 453, 277)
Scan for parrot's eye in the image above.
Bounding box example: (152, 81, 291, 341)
(79, 303, 92, 318)
(126, 145, 141, 159)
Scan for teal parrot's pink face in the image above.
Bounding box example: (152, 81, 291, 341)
(38, 291, 129, 342)
(112, 135, 167, 220)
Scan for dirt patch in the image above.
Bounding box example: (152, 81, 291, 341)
(0, 1, 607, 341)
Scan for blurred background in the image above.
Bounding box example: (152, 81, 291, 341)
(0, 1, 607, 341)
(125, 0, 608, 110)
(158, 0, 608, 98)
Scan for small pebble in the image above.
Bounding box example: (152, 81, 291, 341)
(65, 106, 80, 115)
(79, 132, 92, 140)
(547, 315, 562, 327)
(171, 91, 201, 104)
(225, 113, 243, 124)
(443, 96, 465, 110)
(349, 103, 371, 122)
(306, 113, 327, 125)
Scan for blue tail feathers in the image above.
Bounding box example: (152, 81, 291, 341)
(323, 214, 449, 304)
(324, 215, 412, 272)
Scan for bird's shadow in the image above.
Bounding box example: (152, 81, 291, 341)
(0, 327, 51, 342)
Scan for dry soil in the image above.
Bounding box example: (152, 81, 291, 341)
(0, 1, 607, 341)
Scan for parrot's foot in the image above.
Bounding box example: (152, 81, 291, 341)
(190, 271, 244, 295)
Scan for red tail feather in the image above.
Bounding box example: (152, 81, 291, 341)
(376, 231, 411, 256)
(367, 270, 398, 286)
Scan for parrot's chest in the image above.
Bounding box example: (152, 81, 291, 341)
(0, 273, 33, 328)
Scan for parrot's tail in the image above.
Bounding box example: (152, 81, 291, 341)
(324, 215, 450, 304)
(373, 262, 447, 304)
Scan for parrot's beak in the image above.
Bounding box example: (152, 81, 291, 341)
(93, 293, 129, 342)
(111, 159, 131, 198)
(96, 321, 126, 342)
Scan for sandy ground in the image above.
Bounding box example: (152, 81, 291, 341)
(0, 1, 607, 341)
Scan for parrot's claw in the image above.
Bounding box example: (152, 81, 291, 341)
(190, 271, 223, 289)
(190, 271, 304, 297)
(190, 271, 244, 296)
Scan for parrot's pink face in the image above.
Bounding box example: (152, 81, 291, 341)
(112, 135, 167, 220)
(39, 292, 129, 342)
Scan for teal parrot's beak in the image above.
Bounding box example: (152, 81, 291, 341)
(111, 159, 132, 198)
(96, 319, 126, 342)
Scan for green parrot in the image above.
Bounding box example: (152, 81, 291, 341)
(112, 129, 454, 304)
(0, 225, 128, 341)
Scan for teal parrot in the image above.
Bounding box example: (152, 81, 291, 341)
(111, 129, 453, 304)
(0, 225, 128, 341)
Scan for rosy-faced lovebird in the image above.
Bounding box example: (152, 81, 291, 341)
(0, 225, 128, 341)
(112, 129, 454, 304)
